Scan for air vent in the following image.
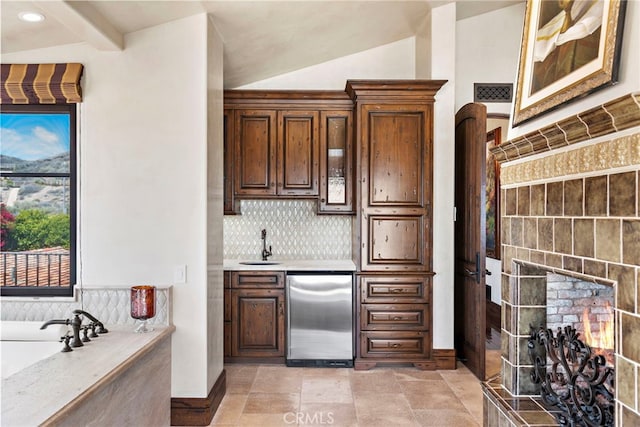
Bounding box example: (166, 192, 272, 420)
(474, 83, 513, 103)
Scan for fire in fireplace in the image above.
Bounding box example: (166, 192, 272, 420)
(527, 274, 616, 426)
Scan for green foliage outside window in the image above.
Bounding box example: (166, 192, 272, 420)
(5, 209, 70, 251)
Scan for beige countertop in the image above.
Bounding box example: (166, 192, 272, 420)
(1, 325, 175, 426)
(224, 259, 357, 271)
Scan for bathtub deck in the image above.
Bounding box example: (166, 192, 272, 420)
(1, 325, 174, 426)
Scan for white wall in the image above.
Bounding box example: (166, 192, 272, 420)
(455, 3, 526, 115)
(507, 0, 640, 139)
(236, 37, 416, 90)
(2, 14, 215, 398)
(429, 2, 457, 350)
(206, 17, 225, 394)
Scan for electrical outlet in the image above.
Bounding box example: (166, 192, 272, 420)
(174, 265, 187, 284)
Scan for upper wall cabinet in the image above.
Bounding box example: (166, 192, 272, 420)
(277, 110, 319, 197)
(319, 110, 353, 214)
(224, 91, 354, 214)
(234, 109, 278, 197)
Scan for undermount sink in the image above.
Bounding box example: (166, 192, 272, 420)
(239, 261, 281, 265)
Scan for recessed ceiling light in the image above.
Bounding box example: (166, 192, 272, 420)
(18, 12, 46, 23)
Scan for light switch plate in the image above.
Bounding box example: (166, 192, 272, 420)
(174, 265, 187, 283)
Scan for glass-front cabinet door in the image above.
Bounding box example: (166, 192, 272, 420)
(319, 110, 353, 214)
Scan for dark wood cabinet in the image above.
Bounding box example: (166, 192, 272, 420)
(233, 109, 277, 197)
(231, 288, 285, 358)
(223, 110, 239, 214)
(225, 270, 285, 362)
(355, 100, 436, 272)
(224, 91, 354, 214)
(319, 110, 354, 214)
(347, 80, 446, 370)
(277, 110, 319, 196)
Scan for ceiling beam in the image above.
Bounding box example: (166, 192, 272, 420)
(33, 0, 123, 51)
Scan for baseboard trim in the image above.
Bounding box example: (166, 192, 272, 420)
(433, 349, 456, 370)
(171, 369, 226, 426)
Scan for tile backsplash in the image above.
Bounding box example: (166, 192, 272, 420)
(1, 286, 171, 326)
(224, 200, 352, 260)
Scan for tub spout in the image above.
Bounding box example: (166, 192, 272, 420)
(40, 319, 70, 329)
(73, 309, 108, 334)
(40, 317, 83, 348)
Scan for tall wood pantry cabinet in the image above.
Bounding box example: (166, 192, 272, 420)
(346, 80, 452, 370)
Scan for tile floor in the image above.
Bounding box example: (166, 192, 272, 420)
(209, 362, 484, 427)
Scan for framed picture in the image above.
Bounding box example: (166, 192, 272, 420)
(486, 127, 501, 259)
(512, 0, 626, 126)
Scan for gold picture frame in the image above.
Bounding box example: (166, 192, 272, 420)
(512, 0, 626, 126)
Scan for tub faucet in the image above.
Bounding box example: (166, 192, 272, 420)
(73, 309, 109, 334)
(41, 315, 83, 348)
(261, 229, 272, 261)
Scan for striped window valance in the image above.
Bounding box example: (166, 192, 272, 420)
(1, 63, 84, 104)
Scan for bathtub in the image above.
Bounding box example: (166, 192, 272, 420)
(1, 321, 67, 379)
(2, 324, 174, 426)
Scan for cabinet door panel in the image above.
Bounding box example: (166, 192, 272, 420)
(278, 111, 319, 196)
(319, 110, 353, 213)
(367, 215, 424, 266)
(231, 289, 285, 357)
(235, 110, 277, 196)
(365, 110, 426, 207)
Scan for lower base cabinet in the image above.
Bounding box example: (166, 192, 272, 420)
(355, 274, 434, 370)
(224, 271, 285, 362)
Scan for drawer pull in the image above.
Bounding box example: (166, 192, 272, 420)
(392, 316, 402, 321)
(390, 343, 401, 348)
(390, 288, 403, 293)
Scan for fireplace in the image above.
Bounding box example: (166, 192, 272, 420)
(482, 93, 640, 426)
(528, 271, 616, 426)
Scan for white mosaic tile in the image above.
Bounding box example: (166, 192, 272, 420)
(1, 287, 170, 326)
(223, 200, 352, 260)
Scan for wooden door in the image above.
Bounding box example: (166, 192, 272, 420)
(234, 109, 277, 196)
(231, 288, 285, 357)
(454, 103, 487, 380)
(277, 110, 319, 196)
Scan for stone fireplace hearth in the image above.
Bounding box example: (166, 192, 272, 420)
(482, 92, 640, 426)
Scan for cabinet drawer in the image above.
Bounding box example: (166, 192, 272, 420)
(360, 275, 430, 303)
(232, 271, 285, 288)
(360, 304, 428, 331)
(360, 331, 430, 358)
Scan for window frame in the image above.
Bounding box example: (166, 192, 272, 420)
(1, 103, 77, 297)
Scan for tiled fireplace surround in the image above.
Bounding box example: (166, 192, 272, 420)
(483, 92, 640, 426)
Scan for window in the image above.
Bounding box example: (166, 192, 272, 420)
(1, 104, 77, 296)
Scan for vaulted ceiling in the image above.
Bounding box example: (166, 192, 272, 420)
(1, 1, 521, 88)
